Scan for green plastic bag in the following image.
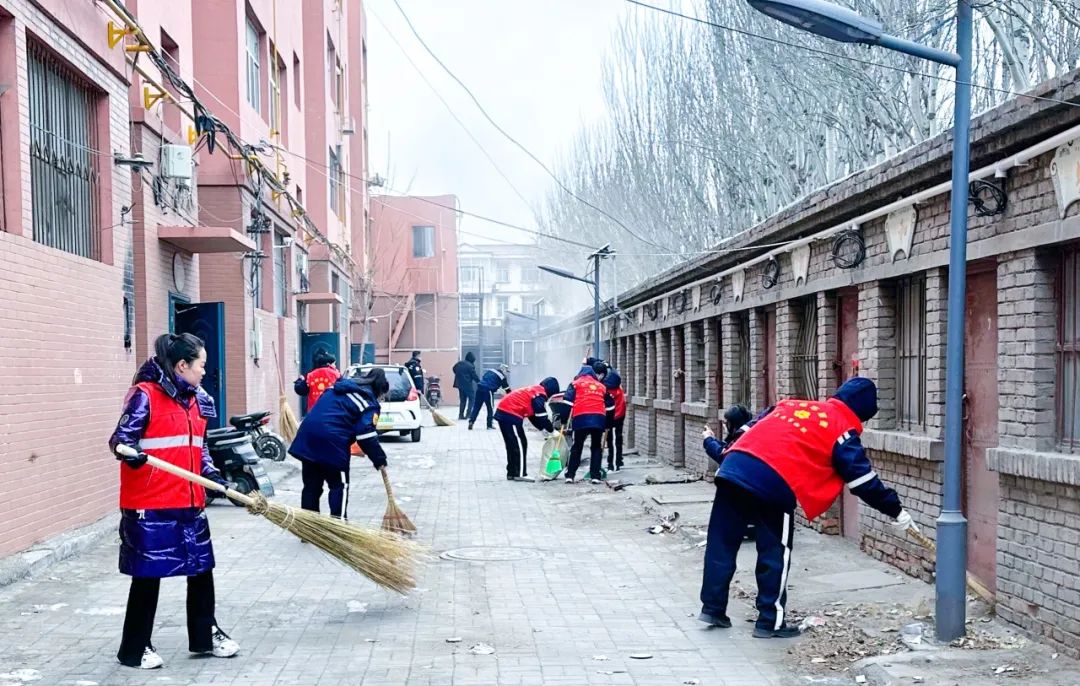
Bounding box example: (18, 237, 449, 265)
(541, 433, 568, 479)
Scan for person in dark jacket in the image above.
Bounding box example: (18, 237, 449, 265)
(698, 378, 916, 639)
(452, 352, 480, 419)
(494, 377, 560, 480)
(288, 368, 390, 518)
(604, 369, 627, 471)
(108, 333, 240, 670)
(404, 351, 424, 393)
(469, 363, 511, 430)
(564, 361, 615, 483)
(294, 351, 341, 412)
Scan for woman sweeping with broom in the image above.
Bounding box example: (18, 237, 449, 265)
(108, 333, 240, 670)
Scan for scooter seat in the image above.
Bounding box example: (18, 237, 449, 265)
(229, 411, 270, 428)
(207, 427, 247, 443)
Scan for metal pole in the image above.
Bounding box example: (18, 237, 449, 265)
(593, 253, 601, 361)
(935, 0, 973, 642)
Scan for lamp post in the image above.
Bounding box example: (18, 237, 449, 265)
(540, 244, 611, 361)
(747, 0, 973, 641)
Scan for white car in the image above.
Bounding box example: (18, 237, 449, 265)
(347, 364, 423, 442)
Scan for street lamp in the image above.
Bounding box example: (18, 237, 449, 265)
(748, 0, 973, 641)
(539, 244, 611, 360)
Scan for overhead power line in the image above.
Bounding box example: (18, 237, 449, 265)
(390, 0, 665, 249)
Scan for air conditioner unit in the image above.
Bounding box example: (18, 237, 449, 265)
(160, 144, 193, 179)
(251, 326, 263, 359)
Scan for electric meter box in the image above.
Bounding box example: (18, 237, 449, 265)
(160, 144, 193, 179)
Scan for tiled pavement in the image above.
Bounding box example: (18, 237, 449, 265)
(0, 421, 790, 685)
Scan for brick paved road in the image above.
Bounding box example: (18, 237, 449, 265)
(0, 422, 789, 685)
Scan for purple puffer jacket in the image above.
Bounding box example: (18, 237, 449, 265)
(108, 358, 222, 578)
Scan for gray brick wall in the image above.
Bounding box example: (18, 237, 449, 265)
(925, 267, 948, 439)
(776, 299, 799, 398)
(817, 291, 838, 398)
(858, 281, 897, 428)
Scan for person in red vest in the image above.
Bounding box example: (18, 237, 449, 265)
(494, 377, 560, 480)
(108, 333, 239, 670)
(564, 360, 615, 484)
(604, 369, 627, 472)
(294, 351, 341, 412)
(698, 377, 916, 639)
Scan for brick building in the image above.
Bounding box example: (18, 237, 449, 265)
(538, 69, 1080, 657)
(363, 194, 460, 400)
(0, 0, 369, 558)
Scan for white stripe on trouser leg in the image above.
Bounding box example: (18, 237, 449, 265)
(774, 512, 792, 630)
(342, 471, 350, 521)
(517, 430, 527, 478)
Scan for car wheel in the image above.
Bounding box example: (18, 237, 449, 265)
(410, 428, 422, 442)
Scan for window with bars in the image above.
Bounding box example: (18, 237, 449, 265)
(794, 297, 820, 399)
(511, 340, 534, 365)
(736, 313, 751, 408)
(460, 298, 480, 322)
(896, 276, 927, 430)
(245, 18, 261, 113)
(1057, 250, 1080, 450)
(692, 321, 706, 402)
(28, 42, 100, 259)
(273, 232, 287, 316)
(412, 226, 435, 258)
(328, 148, 342, 215)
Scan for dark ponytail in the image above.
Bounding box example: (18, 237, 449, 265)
(154, 332, 205, 371)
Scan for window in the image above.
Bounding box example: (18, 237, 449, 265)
(496, 263, 510, 283)
(338, 273, 350, 337)
(1058, 250, 1080, 449)
(692, 321, 706, 402)
(294, 250, 309, 293)
(495, 297, 508, 319)
(159, 30, 182, 134)
(460, 298, 480, 322)
(245, 17, 261, 113)
(896, 276, 927, 430)
(268, 46, 283, 135)
(328, 147, 342, 216)
(511, 340, 535, 365)
(793, 297, 819, 399)
(331, 272, 341, 332)
(412, 226, 435, 258)
(521, 267, 540, 284)
(459, 265, 478, 285)
(327, 34, 338, 108)
(273, 232, 287, 316)
(334, 58, 344, 114)
(292, 53, 301, 108)
(28, 42, 100, 259)
(736, 312, 751, 407)
(659, 329, 673, 399)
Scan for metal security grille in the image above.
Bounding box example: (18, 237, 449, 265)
(1057, 250, 1080, 450)
(29, 43, 100, 259)
(896, 276, 927, 430)
(736, 312, 751, 407)
(794, 297, 819, 399)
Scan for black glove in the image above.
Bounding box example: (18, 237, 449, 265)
(723, 404, 752, 437)
(117, 448, 148, 469)
(370, 455, 388, 470)
(206, 472, 234, 490)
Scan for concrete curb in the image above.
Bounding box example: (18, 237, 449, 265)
(0, 514, 116, 588)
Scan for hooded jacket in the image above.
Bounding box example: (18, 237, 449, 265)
(603, 369, 626, 420)
(288, 376, 388, 472)
(564, 369, 615, 432)
(478, 367, 511, 393)
(494, 377, 559, 431)
(452, 352, 480, 390)
(294, 364, 341, 411)
(709, 377, 900, 521)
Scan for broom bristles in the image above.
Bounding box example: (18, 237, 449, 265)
(380, 468, 417, 534)
(246, 492, 424, 594)
(430, 408, 455, 427)
(279, 393, 300, 442)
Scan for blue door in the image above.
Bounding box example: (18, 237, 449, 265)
(175, 302, 227, 429)
(300, 332, 341, 416)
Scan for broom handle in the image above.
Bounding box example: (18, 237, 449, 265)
(380, 467, 396, 501)
(115, 446, 257, 507)
(906, 527, 995, 604)
(270, 341, 286, 392)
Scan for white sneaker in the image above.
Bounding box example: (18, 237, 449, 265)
(139, 646, 164, 669)
(564, 476, 575, 483)
(590, 479, 602, 485)
(211, 626, 239, 658)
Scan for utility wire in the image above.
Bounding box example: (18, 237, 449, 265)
(624, 0, 1080, 111)
(390, 0, 665, 249)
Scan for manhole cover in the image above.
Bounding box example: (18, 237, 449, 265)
(440, 546, 540, 562)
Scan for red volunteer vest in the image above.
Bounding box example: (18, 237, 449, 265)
(570, 377, 607, 417)
(498, 385, 545, 419)
(120, 382, 208, 510)
(305, 366, 341, 410)
(610, 387, 627, 419)
(729, 397, 862, 520)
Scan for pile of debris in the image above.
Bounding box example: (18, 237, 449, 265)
(787, 603, 910, 675)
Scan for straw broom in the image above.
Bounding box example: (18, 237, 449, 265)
(271, 342, 300, 442)
(380, 467, 417, 534)
(117, 447, 423, 594)
(419, 394, 454, 427)
(906, 526, 995, 606)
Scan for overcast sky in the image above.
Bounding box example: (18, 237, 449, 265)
(365, 0, 636, 247)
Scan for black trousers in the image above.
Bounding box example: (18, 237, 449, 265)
(301, 460, 351, 519)
(607, 417, 625, 469)
(457, 385, 474, 419)
(469, 388, 494, 427)
(568, 428, 605, 480)
(117, 571, 216, 665)
(700, 479, 795, 630)
(498, 420, 529, 478)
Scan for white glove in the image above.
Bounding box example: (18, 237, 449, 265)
(702, 425, 715, 440)
(890, 509, 918, 533)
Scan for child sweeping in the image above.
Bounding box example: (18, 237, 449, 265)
(288, 367, 391, 519)
(108, 333, 240, 669)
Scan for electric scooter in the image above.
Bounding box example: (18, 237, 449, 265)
(229, 410, 287, 461)
(204, 427, 275, 506)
